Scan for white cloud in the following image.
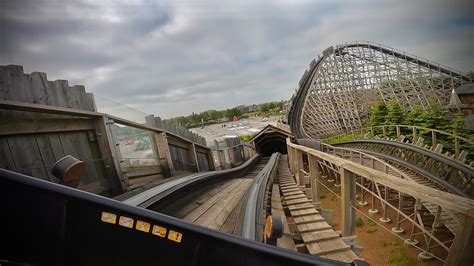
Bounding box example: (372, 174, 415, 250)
(0, 0, 472, 118)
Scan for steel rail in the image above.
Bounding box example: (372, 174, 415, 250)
(241, 153, 280, 241)
(124, 155, 261, 208)
(334, 140, 474, 176)
(349, 148, 469, 198)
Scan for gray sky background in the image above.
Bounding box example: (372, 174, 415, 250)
(1, 0, 473, 118)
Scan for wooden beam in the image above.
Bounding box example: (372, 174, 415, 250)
(308, 155, 321, 205)
(93, 116, 123, 196)
(287, 140, 474, 216)
(340, 168, 356, 237)
(445, 214, 474, 266)
(0, 118, 94, 136)
(154, 132, 174, 177)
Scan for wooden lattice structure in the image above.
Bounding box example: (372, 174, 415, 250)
(288, 41, 472, 139)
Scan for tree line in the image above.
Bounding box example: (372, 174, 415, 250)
(169, 101, 285, 128)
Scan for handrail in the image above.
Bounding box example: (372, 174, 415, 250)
(0, 99, 210, 149)
(324, 124, 473, 145)
(320, 143, 414, 182)
(287, 139, 474, 217)
(323, 124, 473, 165)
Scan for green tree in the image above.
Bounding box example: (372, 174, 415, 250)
(369, 101, 388, 135)
(450, 112, 469, 137)
(385, 100, 405, 137)
(404, 102, 424, 126)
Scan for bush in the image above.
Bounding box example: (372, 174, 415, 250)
(388, 248, 415, 266)
(355, 217, 364, 226)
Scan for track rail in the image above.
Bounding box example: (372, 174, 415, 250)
(124, 155, 261, 208)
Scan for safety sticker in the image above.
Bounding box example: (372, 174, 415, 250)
(168, 230, 183, 243)
(119, 216, 134, 228)
(101, 212, 117, 224)
(152, 225, 167, 237)
(135, 220, 151, 233)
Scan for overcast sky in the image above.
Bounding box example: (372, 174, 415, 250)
(1, 0, 473, 118)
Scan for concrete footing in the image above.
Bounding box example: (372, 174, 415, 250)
(418, 251, 434, 261)
(368, 208, 379, 214)
(358, 201, 368, 206)
(391, 227, 404, 234)
(404, 239, 419, 246)
(379, 217, 391, 223)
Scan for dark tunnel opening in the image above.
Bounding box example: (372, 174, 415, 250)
(255, 133, 288, 156)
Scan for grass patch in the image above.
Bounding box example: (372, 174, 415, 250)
(367, 218, 376, 226)
(366, 228, 377, 233)
(355, 217, 364, 227)
(388, 248, 415, 266)
(379, 239, 400, 247)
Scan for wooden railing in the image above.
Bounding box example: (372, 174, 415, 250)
(323, 125, 474, 164)
(286, 138, 474, 266)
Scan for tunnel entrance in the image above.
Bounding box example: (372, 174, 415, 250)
(249, 125, 293, 156)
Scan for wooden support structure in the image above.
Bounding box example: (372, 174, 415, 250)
(93, 116, 123, 195)
(308, 155, 321, 205)
(340, 169, 356, 237)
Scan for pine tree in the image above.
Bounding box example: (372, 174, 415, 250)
(450, 112, 468, 137)
(385, 100, 405, 137)
(404, 102, 424, 125)
(369, 101, 388, 135)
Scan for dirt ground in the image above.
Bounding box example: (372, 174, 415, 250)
(319, 182, 442, 266)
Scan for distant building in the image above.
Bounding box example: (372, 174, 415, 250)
(449, 83, 474, 131)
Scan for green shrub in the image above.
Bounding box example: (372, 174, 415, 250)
(355, 217, 364, 227)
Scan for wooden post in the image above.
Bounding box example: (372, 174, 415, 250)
(412, 126, 417, 141)
(340, 168, 356, 237)
(295, 149, 304, 185)
(93, 116, 123, 195)
(445, 213, 474, 266)
(432, 131, 437, 148)
(287, 146, 294, 173)
(154, 132, 174, 177)
(207, 150, 215, 171)
(218, 150, 227, 170)
(382, 126, 387, 138)
(189, 143, 200, 172)
(454, 136, 460, 159)
(309, 155, 321, 205)
(396, 125, 401, 138)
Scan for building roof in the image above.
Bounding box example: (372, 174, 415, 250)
(456, 83, 474, 95)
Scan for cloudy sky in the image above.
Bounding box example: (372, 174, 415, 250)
(1, 0, 473, 118)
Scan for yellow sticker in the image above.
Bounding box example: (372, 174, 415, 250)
(101, 212, 117, 224)
(135, 220, 151, 233)
(119, 216, 134, 228)
(168, 230, 183, 243)
(152, 225, 167, 237)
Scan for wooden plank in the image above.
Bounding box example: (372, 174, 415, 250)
(202, 179, 253, 229)
(124, 165, 163, 178)
(301, 230, 339, 243)
(307, 239, 351, 256)
(286, 198, 312, 205)
(325, 250, 359, 263)
(288, 203, 314, 211)
(296, 221, 332, 233)
(282, 191, 304, 196)
(7, 135, 48, 180)
(290, 208, 319, 217)
(287, 141, 474, 216)
(271, 184, 297, 251)
(285, 194, 307, 200)
(0, 138, 16, 170)
(184, 179, 243, 223)
(294, 214, 326, 225)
